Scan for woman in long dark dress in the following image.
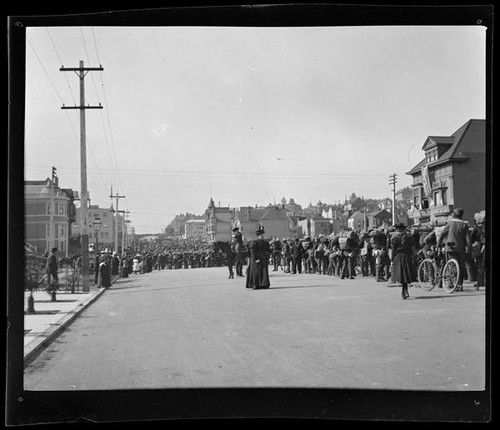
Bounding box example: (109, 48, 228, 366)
(391, 223, 417, 299)
(245, 227, 271, 290)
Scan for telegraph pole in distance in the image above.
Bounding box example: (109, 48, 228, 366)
(117, 210, 130, 256)
(61, 60, 103, 292)
(388, 173, 398, 225)
(110, 191, 126, 253)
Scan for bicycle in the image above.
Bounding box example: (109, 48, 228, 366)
(417, 246, 461, 293)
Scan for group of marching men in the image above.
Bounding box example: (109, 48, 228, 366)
(267, 208, 486, 289)
(269, 229, 393, 281)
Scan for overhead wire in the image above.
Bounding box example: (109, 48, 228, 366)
(28, 29, 109, 205)
(45, 28, 77, 106)
(87, 27, 126, 195)
(79, 27, 123, 197)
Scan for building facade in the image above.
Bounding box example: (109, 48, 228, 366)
(184, 219, 207, 240)
(25, 178, 76, 254)
(204, 198, 236, 242)
(235, 205, 298, 240)
(406, 119, 486, 226)
(298, 216, 333, 237)
(72, 205, 128, 252)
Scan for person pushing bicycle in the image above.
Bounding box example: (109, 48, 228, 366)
(437, 208, 471, 292)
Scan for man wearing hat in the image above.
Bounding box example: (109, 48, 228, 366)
(471, 211, 485, 289)
(281, 239, 290, 273)
(270, 237, 283, 272)
(245, 226, 271, 289)
(46, 247, 59, 289)
(437, 208, 471, 291)
(231, 227, 245, 277)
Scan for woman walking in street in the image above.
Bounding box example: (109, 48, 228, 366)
(390, 223, 417, 300)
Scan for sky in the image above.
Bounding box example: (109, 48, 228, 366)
(24, 25, 486, 234)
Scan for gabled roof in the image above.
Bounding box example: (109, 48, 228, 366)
(372, 209, 391, 218)
(259, 207, 289, 221)
(421, 136, 455, 150)
(348, 211, 365, 219)
(407, 119, 485, 175)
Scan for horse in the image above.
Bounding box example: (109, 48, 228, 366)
(212, 241, 236, 279)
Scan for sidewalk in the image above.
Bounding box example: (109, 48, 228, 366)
(23, 277, 119, 367)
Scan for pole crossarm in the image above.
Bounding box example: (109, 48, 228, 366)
(60, 66, 104, 72)
(62, 105, 103, 110)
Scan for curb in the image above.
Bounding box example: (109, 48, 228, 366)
(24, 276, 119, 368)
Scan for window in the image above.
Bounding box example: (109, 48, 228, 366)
(425, 148, 438, 164)
(412, 187, 421, 209)
(58, 203, 65, 214)
(433, 191, 442, 207)
(47, 203, 51, 214)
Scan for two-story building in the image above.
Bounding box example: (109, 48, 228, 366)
(25, 177, 76, 254)
(235, 205, 298, 241)
(72, 205, 126, 252)
(204, 198, 237, 242)
(406, 119, 486, 226)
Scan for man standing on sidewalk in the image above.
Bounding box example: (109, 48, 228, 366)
(46, 247, 59, 286)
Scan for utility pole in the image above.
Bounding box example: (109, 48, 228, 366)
(49, 167, 57, 252)
(117, 210, 130, 256)
(389, 173, 398, 225)
(61, 60, 103, 292)
(110, 190, 126, 253)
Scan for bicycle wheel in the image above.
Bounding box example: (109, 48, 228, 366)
(442, 258, 460, 293)
(418, 258, 437, 291)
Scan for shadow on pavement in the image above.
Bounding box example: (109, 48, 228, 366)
(265, 284, 332, 290)
(34, 299, 78, 303)
(413, 292, 485, 299)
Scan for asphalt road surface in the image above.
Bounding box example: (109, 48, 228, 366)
(24, 266, 486, 391)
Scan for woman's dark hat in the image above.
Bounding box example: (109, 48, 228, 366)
(255, 227, 265, 235)
(232, 227, 240, 232)
(393, 222, 406, 230)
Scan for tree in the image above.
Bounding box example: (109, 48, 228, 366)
(164, 225, 175, 236)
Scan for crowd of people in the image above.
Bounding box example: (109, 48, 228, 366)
(262, 208, 486, 298)
(49, 208, 485, 300)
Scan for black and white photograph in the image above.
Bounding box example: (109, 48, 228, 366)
(7, 4, 492, 425)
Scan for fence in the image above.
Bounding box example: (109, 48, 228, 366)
(24, 254, 91, 294)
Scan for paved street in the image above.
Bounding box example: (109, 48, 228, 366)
(24, 266, 486, 391)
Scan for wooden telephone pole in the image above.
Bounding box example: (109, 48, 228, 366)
(110, 189, 126, 254)
(117, 210, 131, 256)
(389, 173, 398, 225)
(61, 60, 103, 292)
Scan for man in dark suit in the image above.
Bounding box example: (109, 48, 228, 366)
(291, 238, 303, 274)
(438, 208, 471, 291)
